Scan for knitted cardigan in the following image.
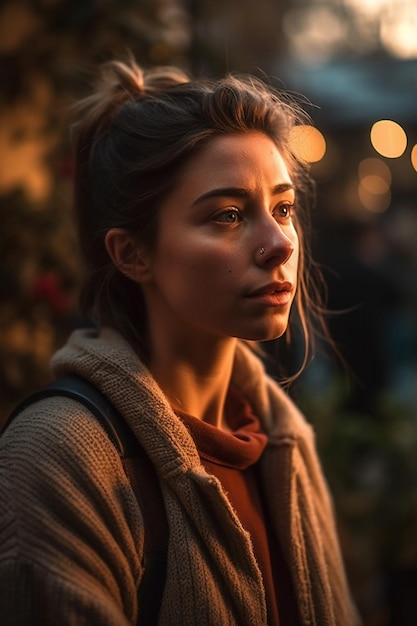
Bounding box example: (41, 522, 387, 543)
(0, 328, 360, 626)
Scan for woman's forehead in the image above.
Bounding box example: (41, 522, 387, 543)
(179, 132, 293, 190)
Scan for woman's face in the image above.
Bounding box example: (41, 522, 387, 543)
(141, 132, 299, 344)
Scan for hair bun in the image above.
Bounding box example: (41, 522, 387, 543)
(101, 57, 190, 99)
(72, 56, 191, 141)
(101, 58, 146, 100)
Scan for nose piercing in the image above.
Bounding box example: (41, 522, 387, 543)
(259, 247, 265, 255)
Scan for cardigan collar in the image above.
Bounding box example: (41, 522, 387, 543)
(51, 327, 312, 476)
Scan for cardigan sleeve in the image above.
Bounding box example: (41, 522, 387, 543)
(0, 397, 143, 626)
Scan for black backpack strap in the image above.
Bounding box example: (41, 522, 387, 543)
(4, 375, 167, 624)
(5, 375, 139, 458)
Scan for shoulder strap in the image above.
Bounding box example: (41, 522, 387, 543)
(4, 375, 139, 458)
(4, 375, 167, 625)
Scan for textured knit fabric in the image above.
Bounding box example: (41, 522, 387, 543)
(177, 391, 283, 625)
(177, 389, 284, 625)
(0, 327, 361, 626)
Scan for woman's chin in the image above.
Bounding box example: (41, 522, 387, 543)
(234, 324, 289, 343)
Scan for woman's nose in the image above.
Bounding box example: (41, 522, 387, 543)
(255, 219, 295, 266)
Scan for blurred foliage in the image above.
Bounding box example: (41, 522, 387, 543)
(0, 0, 190, 418)
(0, 186, 78, 416)
(293, 369, 417, 623)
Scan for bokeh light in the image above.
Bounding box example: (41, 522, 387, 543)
(358, 157, 392, 213)
(343, 0, 389, 19)
(360, 174, 390, 195)
(380, 4, 417, 59)
(411, 144, 417, 172)
(283, 7, 347, 63)
(370, 120, 407, 158)
(289, 125, 327, 163)
(358, 180, 391, 213)
(359, 157, 392, 185)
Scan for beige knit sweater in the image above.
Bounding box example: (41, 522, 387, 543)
(0, 328, 360, 625)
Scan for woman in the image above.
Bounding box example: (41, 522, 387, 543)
(0, 58, 360, 625)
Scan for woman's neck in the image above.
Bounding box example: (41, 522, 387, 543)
(149, 335, 237, 431)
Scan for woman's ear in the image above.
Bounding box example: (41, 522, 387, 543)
(105, 228, 153, 284)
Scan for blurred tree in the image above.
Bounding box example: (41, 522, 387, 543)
(0, 0, 190, 421)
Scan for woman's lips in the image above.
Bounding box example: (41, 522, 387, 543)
(246, 281, 293, 306)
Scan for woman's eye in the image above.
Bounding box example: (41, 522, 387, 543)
(214, 208, 241, 223)
(274, 203, 294, 220)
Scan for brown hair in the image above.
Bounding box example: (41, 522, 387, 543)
(72, 56, 327, 374)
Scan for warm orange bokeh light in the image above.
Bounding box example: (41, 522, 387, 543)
(289, 125, 327, 163)
(357, 157, 392, 213)
(358, 181, 391, 213)
(370, 119, 407, 158)
(358, 157, 392, 184)
(411, 144, 417, 172)
(360, 174, 390, 195)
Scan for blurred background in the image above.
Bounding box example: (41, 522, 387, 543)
(0, 1, 416, 623)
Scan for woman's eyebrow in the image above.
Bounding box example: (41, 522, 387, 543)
(193, 183, 295, 205)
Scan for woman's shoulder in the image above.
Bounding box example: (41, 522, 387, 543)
(0, 395, 143, 623)
(0, 393, 142, 555)
(2, 394, 119, 462)
(0, 394, 130, 513)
